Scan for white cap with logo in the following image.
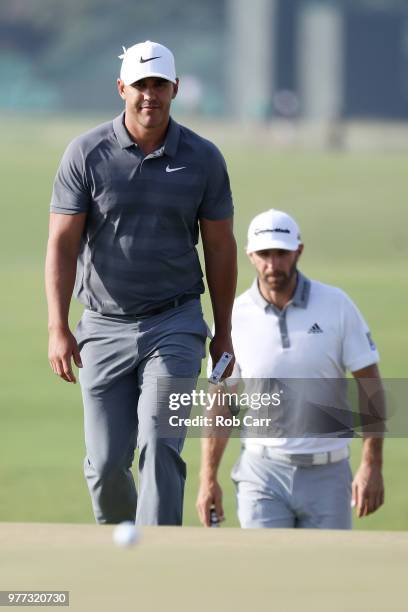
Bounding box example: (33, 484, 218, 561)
(119, 40, 177, 85)
(246, 209, 301, 253)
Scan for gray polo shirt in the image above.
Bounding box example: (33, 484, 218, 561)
(50, 112, 233, 315)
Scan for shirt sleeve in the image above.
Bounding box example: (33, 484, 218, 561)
(50, 138, 91, 214)
(198, 144, 234, 220)
(340, 291, 380, 372)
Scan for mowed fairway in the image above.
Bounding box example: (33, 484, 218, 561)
(1, 523, 408, 612)
(1, 115, 407, 531)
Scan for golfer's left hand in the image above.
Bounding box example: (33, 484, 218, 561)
(352, 462, 384, 518)
(196, 478, 225, 527)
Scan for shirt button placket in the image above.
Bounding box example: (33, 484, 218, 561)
(279, 312, 290, 349)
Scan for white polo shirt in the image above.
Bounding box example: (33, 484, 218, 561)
(225, 272, 379, 454)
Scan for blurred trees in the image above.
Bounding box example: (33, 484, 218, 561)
(1, 0, 407, 113)
(0, 0, 226, 112)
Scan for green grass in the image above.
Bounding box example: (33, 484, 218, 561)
(1, 115, 407, 529)
(3, 525, 408, 612)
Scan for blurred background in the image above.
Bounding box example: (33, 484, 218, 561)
(1, 0, 407, 529)
(2, 0, 408, 125)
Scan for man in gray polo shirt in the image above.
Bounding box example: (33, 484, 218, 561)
(197, 209, 384, 529)
(45, 41, 237, 525)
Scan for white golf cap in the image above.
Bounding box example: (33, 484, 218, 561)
(246, 209, 301, 253)
(119, 40, 177, 85)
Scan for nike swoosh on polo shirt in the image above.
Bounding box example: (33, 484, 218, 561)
(166, 165, 186, 173)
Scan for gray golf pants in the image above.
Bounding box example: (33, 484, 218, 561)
(75, 299, 207, 526)
(232, 448, 352, 529)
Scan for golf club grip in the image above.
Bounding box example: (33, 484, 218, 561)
(209, 506, 220, 528)
(208, 352, 233, 384)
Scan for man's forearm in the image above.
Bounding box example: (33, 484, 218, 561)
(353, 365, 385, 467)
(351, 367, 385, 516)
(359, 379, 384, 467)
(203, 237, 237, 334)
(200, 435, 230, 483)
(45, 242, 77, 330)
(361, 437, 383, 467)
(196, 375, 236, 525)
(200, 390, 234, 482)
(46, 212, 86, 332)
(46, 226, 85, 383)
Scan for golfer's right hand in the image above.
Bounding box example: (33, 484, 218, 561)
(48, 327, 82, 383)
(196, 479, 224, 527)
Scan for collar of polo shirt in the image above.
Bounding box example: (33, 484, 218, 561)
(249, 271, 311, 312)
(112, 111, 180, 156)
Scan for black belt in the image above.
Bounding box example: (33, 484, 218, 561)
(118, 294, 199, 319)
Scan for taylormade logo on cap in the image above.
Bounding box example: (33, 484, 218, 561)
(119, 40, 177, 85)
(246, 209, 301, 253)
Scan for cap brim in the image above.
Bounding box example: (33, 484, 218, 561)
(124, 72, 177, 85)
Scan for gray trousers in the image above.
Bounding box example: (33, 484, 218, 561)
(232, 448, 352, 529)
(75, 299, 207, 525)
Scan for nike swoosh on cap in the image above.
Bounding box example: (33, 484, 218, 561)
(166, 165, 186, 173)
(140, 56, 162, 63)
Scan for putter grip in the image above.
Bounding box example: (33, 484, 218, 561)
(208, 352, 233, 384)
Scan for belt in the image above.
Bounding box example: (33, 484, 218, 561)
(243, 443, 349, 466)
(96, 294, 199, 319)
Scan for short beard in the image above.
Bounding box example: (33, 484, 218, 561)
(263, 261, 298, 292)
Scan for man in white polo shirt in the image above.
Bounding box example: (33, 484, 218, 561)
(197, 209, 385, 529)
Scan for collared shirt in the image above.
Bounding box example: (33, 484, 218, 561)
(221, 272, 379, 453)
(50, 112, 233, 315)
